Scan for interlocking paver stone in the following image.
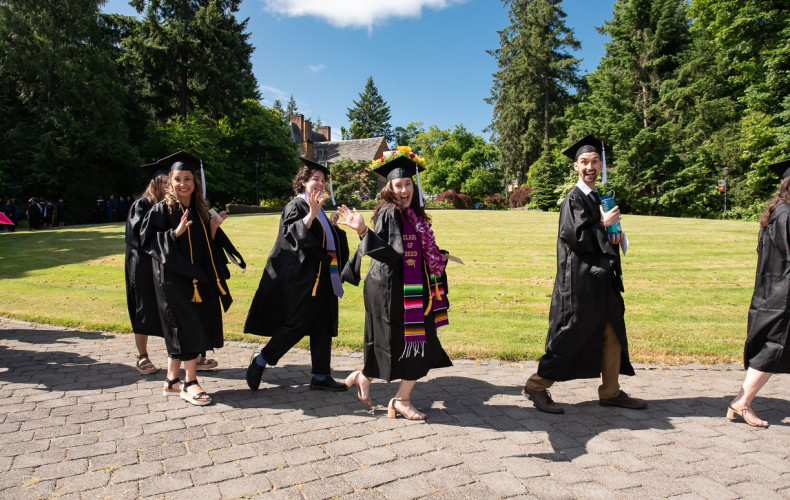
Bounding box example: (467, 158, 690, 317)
(3, 318, 790, 498)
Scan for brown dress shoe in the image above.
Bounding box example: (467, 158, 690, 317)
(599, 390, 647, 409)
(522, 386, 564, 414)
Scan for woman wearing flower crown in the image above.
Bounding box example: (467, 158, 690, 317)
(341, 148, 453, 420)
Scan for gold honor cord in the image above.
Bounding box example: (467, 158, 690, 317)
(311, 223, 326, 297)
(179, 203, 227, 304)
(422, 261, 442, 316)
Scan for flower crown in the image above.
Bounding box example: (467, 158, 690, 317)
(370, 145, 426, 169)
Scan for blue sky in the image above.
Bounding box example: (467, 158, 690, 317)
(102, 0, 616, 141)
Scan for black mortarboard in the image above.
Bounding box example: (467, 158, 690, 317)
(156, 151, 201, 172)
(562, 135, 603, 161)
(373, 155, 424, 182)
(768, 159, 790, 179)
(298, 157, 335, 204)
(141, 162, 169, 180)
(298, 156, 331, 177)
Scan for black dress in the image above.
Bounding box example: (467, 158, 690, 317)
(125, 197, 164, 337)
(744, 202, 790, 373)
(343, 205, 452, 382)
(244, 198, 349, 369)
(536, 186, 634, 382)
(141, 199, 242, 357)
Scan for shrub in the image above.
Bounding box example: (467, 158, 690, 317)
(481, 193, 507, 210)
(508, 186, 532, 208)
(437, 190, 473, 208)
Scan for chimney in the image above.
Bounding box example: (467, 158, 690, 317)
(303, 119, 313, 159)
(317, 126, 331, 142)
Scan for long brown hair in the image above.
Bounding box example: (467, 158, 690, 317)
(142, 175, 168, 204)
(164, 171, 210, 223)
(760, 177, 790, 228)
(372, 178, 429, 223)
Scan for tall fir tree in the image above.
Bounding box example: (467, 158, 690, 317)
(346, 76, 392, 142)
(285, 94, 298, 119)
(567, 0, 691, 215)
(0, 0, 138, 223)
(486, 0, 581, 181)
(122, 0, 258, 120)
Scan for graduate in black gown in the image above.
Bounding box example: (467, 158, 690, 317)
(341, 150, 453, 420)
(522, 135, 646, 414)
(728, 159, 790, 428)
(244, 158, 355, 392)
(125, 162, 168, 375)
(141, 151, 244, 406)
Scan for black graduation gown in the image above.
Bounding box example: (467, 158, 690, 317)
(536, 186, 634, 381)
(744, 202, 790, 373)
(125, 197, 164, 337)
(244, 197, 349, 339)
(141, 199, 240, 356)
(342, 205, 452, 382)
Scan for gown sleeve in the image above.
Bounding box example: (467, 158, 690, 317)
(281, 199, 322, 252)
(341, 206, 404, 286)
(124, 198, 149, 249)
(559, 191, 599, 255)
(140, 202, 208, 283)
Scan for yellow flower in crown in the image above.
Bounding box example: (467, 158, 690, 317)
(370, 145, 426, 169)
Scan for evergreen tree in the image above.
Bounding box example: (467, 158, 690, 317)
(285, 94, 298, 118)
(486, 0, 581, 180)
(272, 99, 285, 123)
(122, 0, 258, 120)
(346, 76, 392, 142)
(568, 0, 691, 215)
(329, 159, 379, 207)
(0, 0, 137, 223)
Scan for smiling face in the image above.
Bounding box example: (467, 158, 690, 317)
(171, 170, 195, 205)
(574, 152, 601, 189)
(301, 169, 326, 195)
(390, 177, 414, 208)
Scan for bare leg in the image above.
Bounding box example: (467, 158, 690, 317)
(729, 367, 772, 427)
(134, 334, 157, 374)
(135, 334, 148, 356)
(166, 358, 182, 383)
(732, 368, 772, 408)
(388, 380, 426, 420)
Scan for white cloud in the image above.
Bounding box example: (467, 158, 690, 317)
(262, 0, 465, 30)
(308, 64, 325, 73)
(258, 85, 288, 101)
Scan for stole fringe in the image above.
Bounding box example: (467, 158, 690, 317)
(191, 279, 202, 303)
(398, 341, 426, 361)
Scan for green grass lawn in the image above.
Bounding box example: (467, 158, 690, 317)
(0, 210, 759, 364)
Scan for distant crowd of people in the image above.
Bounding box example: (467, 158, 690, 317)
(0, 197, 67, 231)
(97, 195, 133, 224)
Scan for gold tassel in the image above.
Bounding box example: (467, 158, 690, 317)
(215, 278, 227, 296)
(312, 262, 322, 297)
(191, 279, 202, 303)
(424, 264, 432, 316)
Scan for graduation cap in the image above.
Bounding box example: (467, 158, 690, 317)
(373, 154, 426, 207)
(768, 159, 790, 179)
(154, 151, 207, 198)
(298, 157, 335, 205)
(562, 134, 609, 184)
(141, 162, 169, 180)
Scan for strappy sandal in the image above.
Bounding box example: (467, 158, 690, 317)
(162, 377, 182, 397)
(344, 370, 373, 407)
(136, 353, 158, 375)
(387, 397, 426, 421)
(727, 404, 769, 428)
(195, 355, 218, 371)
(181, 379, 211, 406)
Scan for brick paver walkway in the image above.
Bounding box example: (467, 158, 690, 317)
(1, 317, 789, 499)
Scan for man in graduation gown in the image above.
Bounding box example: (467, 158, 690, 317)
(522, 135, 646, 414)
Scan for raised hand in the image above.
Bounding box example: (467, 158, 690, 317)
(210, 210, 227, 238)
(175, 208, 193, 237)
(335, 204, 367, 236)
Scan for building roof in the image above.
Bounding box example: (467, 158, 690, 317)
(313, 137, 388, 164)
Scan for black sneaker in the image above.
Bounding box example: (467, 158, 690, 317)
(309, 376, 348, 392)
(246, 356, 266, 391)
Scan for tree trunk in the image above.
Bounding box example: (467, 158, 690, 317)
(641, 82, 649, 128)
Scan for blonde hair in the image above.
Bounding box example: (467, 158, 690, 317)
(164, 171, 210, 222)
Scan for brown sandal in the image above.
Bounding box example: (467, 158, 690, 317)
(727, 404, 769, 428)
(195, 356, 218, 371)
(136, 353, 158, 375)
(387, 397, 426, 421)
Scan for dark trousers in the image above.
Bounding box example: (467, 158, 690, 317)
(261, 331, 331, 376)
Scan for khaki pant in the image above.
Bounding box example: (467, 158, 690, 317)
(526, 321, 621, 400)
